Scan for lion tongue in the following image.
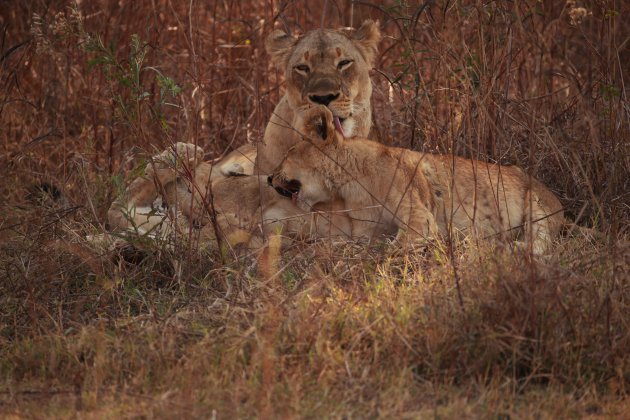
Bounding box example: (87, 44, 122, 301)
(292, 192, 298, 205)
(333, 116, 345, 138)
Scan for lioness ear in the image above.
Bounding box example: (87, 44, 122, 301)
(265, 29, 297, 69)
(352, 20, 381, 68)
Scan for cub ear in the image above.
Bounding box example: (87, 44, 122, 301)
(265, 29, 297, 69)
(351, 19, 381, 68)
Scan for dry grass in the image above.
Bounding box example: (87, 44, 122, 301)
(1, 0, 629, 417)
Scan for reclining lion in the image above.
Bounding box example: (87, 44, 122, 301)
(106, 142, 308, 248)
(270, 105, 565, 254)
(106, 21, 382, 248)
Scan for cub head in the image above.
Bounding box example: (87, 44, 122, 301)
(269, 106, 339, 209)
(266, 20, 381, 139)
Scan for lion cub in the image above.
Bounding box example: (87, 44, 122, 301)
(270, 105, 564, 253)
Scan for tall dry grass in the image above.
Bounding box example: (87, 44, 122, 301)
(1, 0, 629, 417)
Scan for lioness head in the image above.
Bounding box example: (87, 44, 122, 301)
(266, 20, 381, 138)
(269, 105, 339, 209)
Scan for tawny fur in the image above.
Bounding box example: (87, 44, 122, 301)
(257, 19, 380, 172)
(107, 143, 319, 248)
(271, 106, 564, 254)
(107, 21, 382, 247)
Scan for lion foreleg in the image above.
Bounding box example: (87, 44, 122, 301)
(394, 196, 439, 247)
(262, 200, 314, 240)
(521, 190, 562, 255)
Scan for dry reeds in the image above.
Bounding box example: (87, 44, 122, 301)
(1, 0, 629, 417)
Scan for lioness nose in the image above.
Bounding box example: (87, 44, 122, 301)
(267, 175, 273, 186)
(309, 93, 339, 106)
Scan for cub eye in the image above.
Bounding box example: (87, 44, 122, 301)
(337, 59, 353, 70)
(294, 64, 310, 74)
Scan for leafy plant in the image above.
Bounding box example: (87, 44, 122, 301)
(86, 33, 182, 137)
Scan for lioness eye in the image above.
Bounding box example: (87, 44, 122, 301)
(337, 59, 353, 70)
(294, 64, 310, 73)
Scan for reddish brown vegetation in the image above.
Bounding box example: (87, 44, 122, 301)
(1, 1, 629, 417)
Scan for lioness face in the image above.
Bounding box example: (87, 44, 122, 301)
(266, 20, 380, 138)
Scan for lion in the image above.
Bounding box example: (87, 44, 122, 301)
(106, 142, 317, 249)
(270, 105, 565, 254)
(256, 19, 381, 173)
(106, 21, 382, 248)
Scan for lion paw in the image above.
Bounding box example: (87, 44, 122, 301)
(148, 142, 205, 184)
(296, 105, 335, 142)
(152, 142, 205, 168)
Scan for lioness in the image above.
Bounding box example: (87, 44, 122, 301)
(257, 19, 380, 172)
(270, 105, 564, 254)
(107, 21, 381, 247)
